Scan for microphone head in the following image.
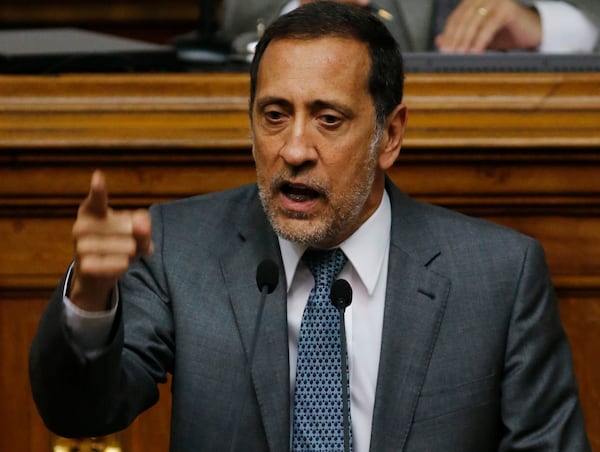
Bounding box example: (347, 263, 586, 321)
(256, 259, 279, 294)
(330, 279, 352, 311)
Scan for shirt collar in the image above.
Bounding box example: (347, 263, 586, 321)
(278, 190, 391, 295)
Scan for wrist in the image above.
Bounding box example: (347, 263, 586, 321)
(68, 270, 115, 312)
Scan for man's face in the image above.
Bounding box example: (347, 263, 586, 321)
(251, 37, 387, 249)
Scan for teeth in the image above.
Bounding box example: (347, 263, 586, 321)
(288, 192, 311, 202)
(283, 183, 318, 201)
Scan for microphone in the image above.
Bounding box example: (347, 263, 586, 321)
(330, 279, 353, 452)
(229, 259, 279, 452)
(256, 259, 279, 295)
(331, 278, 352, 311)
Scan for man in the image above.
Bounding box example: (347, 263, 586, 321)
(30, 2, 590, 451)
(221, 0, 600, 53)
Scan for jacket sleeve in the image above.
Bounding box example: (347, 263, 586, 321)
(499, 239, 591, 451)
(29, 205, 172, 438)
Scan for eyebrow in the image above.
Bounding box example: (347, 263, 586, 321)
(255, 96, 292, 113)
(255, 97, 355, 118)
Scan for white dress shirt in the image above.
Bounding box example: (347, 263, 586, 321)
(62, 264, 117, 352)
(535, 1, 598, 52)
(279, 191, 391, 452)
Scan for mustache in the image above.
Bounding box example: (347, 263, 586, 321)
(269, 170, 331, 198)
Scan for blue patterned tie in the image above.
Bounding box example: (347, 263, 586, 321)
(292, 248, 352, 451)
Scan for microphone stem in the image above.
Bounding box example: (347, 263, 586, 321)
(339, 308, 351, 452)
(248, 285, 269, 376)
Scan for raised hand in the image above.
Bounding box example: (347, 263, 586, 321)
(69, 170, 154, 311)
(435, 0, 542, 53)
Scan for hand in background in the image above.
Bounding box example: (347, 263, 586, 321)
(436, 0, 542, 53)
(69, 170, 153, 311)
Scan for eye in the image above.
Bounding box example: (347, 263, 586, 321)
(263, 108, 286, 124)
(319, 113, 343, 128)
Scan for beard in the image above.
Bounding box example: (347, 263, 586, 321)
(257, 135, 380, 249)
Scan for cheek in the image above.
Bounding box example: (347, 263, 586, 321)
(253, 134, 282, 162)
(338, 147, 375, 184)
(325, 140, 372, 171)
(252, 143, 270, 171)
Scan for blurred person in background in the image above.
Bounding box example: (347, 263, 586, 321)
(220, 0, 599, 54)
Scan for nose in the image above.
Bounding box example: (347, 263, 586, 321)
(279, 119, 317, 168)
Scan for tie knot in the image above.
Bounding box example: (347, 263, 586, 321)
(302, 248, 347, 288)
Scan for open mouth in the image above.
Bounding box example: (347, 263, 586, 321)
(280, 182, 321, 202)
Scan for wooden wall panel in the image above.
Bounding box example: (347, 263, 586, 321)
(1, 72, 599, 451)
(0, 297, 50, 452)
(559, 295, 600, 452)
(1, 73, 600, 149)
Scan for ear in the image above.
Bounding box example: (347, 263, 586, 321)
(378, 103, 407, 171)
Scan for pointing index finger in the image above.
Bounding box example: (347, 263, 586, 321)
(82, 170, 109, 218)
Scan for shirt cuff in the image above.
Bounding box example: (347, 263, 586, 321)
(62, 263, 119, 352)
(535, 1, 599, 52)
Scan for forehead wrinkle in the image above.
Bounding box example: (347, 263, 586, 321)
(260, 38, 370, 82)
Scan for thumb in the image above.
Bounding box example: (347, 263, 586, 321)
(132, 209, 154, 256)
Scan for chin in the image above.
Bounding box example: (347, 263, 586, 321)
(271, 215, 342, 248)
(271, 217, 317, 244)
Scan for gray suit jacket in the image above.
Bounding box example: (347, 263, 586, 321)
(220, 0, 600, 52)
(30, 180, 590, 451)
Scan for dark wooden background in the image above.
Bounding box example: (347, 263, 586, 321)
(0, 0, 200, 43)
(1, 4, 600, 449)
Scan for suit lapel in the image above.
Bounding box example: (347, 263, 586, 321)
(217, 182, 451, 451)
(220, 191, 290, 452)
(370, 181, 451, 451)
